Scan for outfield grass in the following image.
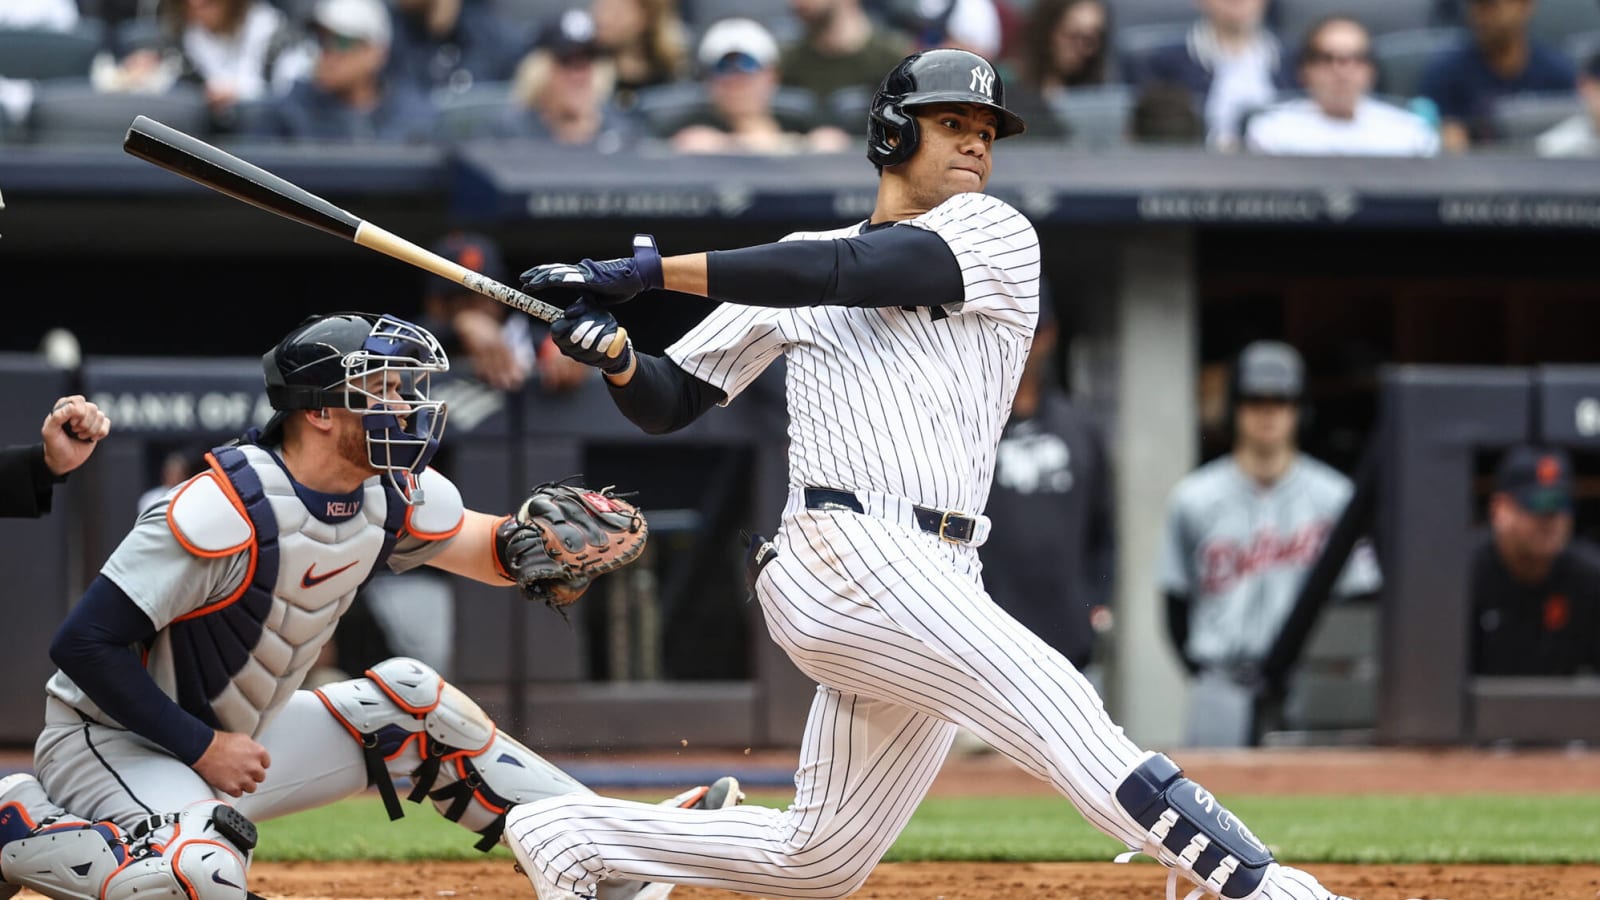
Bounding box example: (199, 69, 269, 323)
(254, 791, 1600, 865)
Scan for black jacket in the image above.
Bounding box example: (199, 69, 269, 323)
(0, 444, 62, 518)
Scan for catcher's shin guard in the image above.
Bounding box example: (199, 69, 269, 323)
(1111, 753, 1276, 900)
(0, 774, 254, 900)
(316, 657, 592, 850)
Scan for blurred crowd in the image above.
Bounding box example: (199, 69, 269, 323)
(4, 0, 1600, 154)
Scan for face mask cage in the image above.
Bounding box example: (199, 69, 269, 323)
(336, 315, 451, 505)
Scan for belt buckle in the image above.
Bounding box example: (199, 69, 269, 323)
(938, 510, 967, 543)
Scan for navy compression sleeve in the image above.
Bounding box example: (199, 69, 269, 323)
(705, 224, 963, 309)
(608, 352, 726, 434)
(50, 575, 215, 764)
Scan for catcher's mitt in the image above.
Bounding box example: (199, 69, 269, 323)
(494, 480, 648, 611)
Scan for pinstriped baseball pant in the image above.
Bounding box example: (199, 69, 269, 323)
(505, 510, 1335, 900)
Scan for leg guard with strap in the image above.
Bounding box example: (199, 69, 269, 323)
(315, 657, 591, 851)
(0, 774, 255, 900)
(1111, 753, 1276, 900)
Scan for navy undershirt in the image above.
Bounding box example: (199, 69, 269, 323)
(51, 576, 215, 764)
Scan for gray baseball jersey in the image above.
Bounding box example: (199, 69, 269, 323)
(1158, 454, 1383, 669)
(38, 443, 460, 831)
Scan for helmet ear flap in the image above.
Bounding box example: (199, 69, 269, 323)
(867, 100, 919, 168)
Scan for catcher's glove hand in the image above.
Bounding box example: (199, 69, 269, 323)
(494, 480, 648, 613)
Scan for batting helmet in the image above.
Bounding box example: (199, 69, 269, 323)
(867, 48, 1027, 169)
(259, 312, 450, 504)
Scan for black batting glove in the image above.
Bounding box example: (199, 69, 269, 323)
(520, 234, 664, 308)
(551, 299, 633, 375)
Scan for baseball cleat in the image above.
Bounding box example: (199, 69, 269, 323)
(632, 777, 746, 900)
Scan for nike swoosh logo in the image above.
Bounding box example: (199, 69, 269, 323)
(301, 560, 361, 589)
(212, 870, 241, 889)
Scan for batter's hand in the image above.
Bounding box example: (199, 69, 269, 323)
(520, 234, 663, 308)
(194, 731, 271, 797)
(41, 396, 110, 476)
(552, 299, 633, 375)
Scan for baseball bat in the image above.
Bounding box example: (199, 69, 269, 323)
(122, 116, 622, 353)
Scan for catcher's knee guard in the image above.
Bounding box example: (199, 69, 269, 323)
(0, 774, 254, 900)
(1112, 753, 1275, 900)
(316, 657, 590, 851)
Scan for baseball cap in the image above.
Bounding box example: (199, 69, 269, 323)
(425, 231, 507, 298)
(1495, 445, 1575, 515)
(697, 18, 779, 72)
(1234, 340, 1304, 401)
(538, 8, 600, 60)
(310, 0, 391, 46)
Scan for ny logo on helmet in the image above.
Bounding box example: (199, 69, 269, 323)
(969, 65, 995, 97)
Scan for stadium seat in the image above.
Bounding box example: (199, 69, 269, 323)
(1115, 22, 1191, 84)
(1052, 83, 1136, 150)
(681, 0, 801, 46)
(23, 81, 209, 145)
(1492, 91, 1583, 146)
(1528, 0, 1600, 54)
(1372, 26, 1464, 98)
(0, 26, 105, 81)
(433, 81, 514, 141)
(1563, 28, 1600, 69)
(1274, 0, 1435, 51)
(1111, 0, 1202, 30)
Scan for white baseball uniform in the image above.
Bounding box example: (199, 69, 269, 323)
(504, 193, 1345, 900)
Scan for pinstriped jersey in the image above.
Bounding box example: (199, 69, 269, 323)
(667, 192, 1040, 514)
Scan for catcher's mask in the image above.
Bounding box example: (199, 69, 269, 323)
(260, 312, 449, 505)
(867, 48, 1027, 171)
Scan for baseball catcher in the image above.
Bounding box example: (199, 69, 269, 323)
(0, 311, 730, 900)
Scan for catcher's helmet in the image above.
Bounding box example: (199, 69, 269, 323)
(259, 312, 449, 504)
(867, 48, 1026, 169)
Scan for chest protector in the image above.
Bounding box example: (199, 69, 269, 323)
(152, 444, 433, 738)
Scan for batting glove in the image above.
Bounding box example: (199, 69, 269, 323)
(551, 299, 633, 375)
(520, 234, 663, 308)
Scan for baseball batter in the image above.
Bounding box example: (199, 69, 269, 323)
(504, 50, 1354, 900)
(0, 312, 733, 900)
(1159, 341, 1382, 746)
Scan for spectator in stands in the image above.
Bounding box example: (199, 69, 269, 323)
(1417, 0, 1574, 152)
(0, 0, 78, 29)
(670, 17, 852, 154)
(252, 0, 438, 142)
(778, 0, 910, 102)
(98, 0, 310, 123)
(1158, 340, 1382, 746)
(1129, 80, 1206, 143)
(1535, 51, 1600, 156)
(1133, 0, 1291, 149)
(1016, 0, 1112, 97)
(884, 0, 1003, 62)
(495, 8, 638, 151)
(385, 0, 526, 97)
(1471, 445, 1600, 676)
(591, 0, 690, 110)
(1245, 16, 1439, 156)
(979, 293, 1115, 673)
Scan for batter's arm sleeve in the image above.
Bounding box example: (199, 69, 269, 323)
(608, 351, 728, 434)
(50, 576, 216, 765)
(0, 444, 61, 518)
(705, 226, 963, 309)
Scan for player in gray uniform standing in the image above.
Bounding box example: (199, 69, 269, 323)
(1159, 340, 1382, 747)
(0, 312, 736, 900)
(502, 50, 1356, 900)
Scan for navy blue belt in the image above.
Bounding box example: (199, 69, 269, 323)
(803, 487, 980, 544)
